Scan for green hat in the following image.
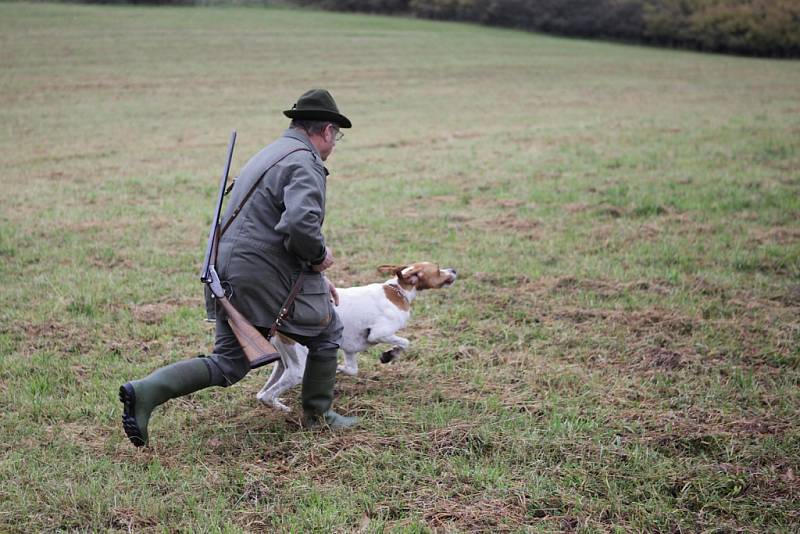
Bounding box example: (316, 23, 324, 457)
(283, 88, 352, 128)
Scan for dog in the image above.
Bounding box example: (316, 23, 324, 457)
(256, 262, 457, 412)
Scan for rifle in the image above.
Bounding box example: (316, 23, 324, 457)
(200, 131, 281, 370)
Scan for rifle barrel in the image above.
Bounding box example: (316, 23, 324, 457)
(200, 131, 237, 282)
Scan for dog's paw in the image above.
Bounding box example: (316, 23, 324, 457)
(380, 348, 401, 363)
(257, 394, 291, 412)
(337, 365, 358, 376)
(273, 400, 291, 413)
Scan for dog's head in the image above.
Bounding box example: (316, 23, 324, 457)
(377, 262, 457, 291)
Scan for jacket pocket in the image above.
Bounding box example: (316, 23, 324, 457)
(289, 272, 332, 327)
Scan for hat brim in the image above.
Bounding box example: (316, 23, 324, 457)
(283, 108, 352, 128)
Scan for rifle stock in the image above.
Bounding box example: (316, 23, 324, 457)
(216, 295, 281, 369)
(202, 131, 280, 370)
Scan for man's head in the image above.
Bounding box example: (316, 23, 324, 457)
(290, 119, 342, 161)
(284, 89, 350, 161)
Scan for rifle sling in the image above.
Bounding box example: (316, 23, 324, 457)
(216, 146, 314, 339)
(219, 147, 310, 237)
(268, 271, 306, 340)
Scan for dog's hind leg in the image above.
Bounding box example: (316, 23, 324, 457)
(257, 360, 288, 410)
(262, 362, 304, 412)
(258, 339, 308, 413)
(261, 359, 285, 392)
(257, 343, 288, 409)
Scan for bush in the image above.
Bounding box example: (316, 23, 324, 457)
(408, 0, 646, 40)
(62, 0, 798, 56)
(296, 0, 408, 12)
(645, 0, 800, 56)
(298, 0, 799, 57)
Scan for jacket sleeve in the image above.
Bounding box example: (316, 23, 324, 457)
(274, 159, 327, 265)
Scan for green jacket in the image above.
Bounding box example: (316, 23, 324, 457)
(214, 128, 337, 336)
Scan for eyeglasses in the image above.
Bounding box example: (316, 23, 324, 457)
(329, 125, 344, 142)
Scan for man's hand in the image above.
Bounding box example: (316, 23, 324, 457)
(325, 276, 339, 306)
(312, 246, 334, 272)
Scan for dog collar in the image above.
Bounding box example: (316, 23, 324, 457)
(385, 282, 411, 306)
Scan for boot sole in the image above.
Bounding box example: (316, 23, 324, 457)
(119, 383, 146, 447)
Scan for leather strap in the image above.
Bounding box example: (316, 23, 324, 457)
(269, 271, 306, 339)
(219, 147, 311, 237)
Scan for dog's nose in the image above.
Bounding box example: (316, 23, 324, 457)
(451, 269, 457, 275)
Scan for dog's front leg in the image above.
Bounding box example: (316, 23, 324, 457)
(338, 351, 359, 376)
(368, 333, 410, 364)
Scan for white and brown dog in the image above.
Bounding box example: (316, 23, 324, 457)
(256, 262, 457, 412)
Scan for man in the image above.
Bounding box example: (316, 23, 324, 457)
(119, 89, 357, 448)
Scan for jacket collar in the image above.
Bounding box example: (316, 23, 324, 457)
(282, 128, 322, 162)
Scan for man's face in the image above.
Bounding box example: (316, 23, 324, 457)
(319, 123, 340, 161)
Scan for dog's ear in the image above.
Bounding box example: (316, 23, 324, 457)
(377, 264, 403, 275)
(398, 264, 424, 285)
(400, 264, 424, 278)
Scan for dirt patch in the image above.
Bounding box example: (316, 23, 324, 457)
(17, 320, 89, 355)
(746, 467, 799, 503)
(540, 302, 700, 371)
(427, 422, 491, 458)
(564, 202, 592, 213)
(662, 213, 716, 236)
(749, 226, 800, 245)
(471, 271, 531, 287)
(496, 199, 528, 208)
(635, 346, 685, 369)
(130, 298, 200, 324)
(423, 194, 459, 205)
(422, 493, 527, 532)
(550, 276, 672, 298)
(131, 303, 175, 324)
(690, 276, 728, 297)
(65, 219, 106, 232)
(52, 421, 112, 455)
(595, 204, 626, 218)
(547, 306, 693, 334)
(770, 285, 800, 307)
(107, 507, 159, 531)
(471, 213, 542, 239)
(90, 252, 133, 269)
(105, 337, 159, 361)
(588, 223, 617, 242)
(635, 407, 790, 450)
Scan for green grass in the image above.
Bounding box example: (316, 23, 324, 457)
(1, 2, 799, 532)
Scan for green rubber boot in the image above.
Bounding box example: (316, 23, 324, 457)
(119, 358, 212, 447)
(301, 357, 359, 430)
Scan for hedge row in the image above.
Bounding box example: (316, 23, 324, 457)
(296, 0, 800, 57)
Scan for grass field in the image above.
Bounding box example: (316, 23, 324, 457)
(1, 2, 799, 532)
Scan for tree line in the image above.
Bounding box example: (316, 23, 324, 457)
(55, 0, 800, 57)
(296, 0, 800, 57)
